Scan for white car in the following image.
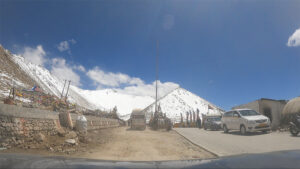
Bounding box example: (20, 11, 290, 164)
(221, 109, 271, 135)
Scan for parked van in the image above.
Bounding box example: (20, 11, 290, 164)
(221, 109, 270, 135)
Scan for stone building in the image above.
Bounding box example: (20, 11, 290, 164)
(232, 98, 288, 130)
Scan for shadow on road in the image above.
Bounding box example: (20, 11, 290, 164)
(221, 131, 270, 136)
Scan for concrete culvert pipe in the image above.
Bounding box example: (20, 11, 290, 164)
(281, 97, 300, 125)
(282, 97, 300, 115)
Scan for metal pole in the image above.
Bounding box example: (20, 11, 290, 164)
(65, 80, 71, 99)
(61, 80, 67, 99)
(155, 40, 159, 113)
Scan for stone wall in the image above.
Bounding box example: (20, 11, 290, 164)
(0, 103, 60, 138)
(258, 99, 287, 130)
(70, 114, 120, 130)
(0, 103, 120, 138)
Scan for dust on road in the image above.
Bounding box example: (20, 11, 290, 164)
(73, 127, 215, 161)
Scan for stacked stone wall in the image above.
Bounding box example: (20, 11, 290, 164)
(0, 103, 120, 139)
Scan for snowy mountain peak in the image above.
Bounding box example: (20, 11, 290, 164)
(142, 87, 224, 123)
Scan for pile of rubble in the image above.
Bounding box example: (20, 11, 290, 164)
(0, 127, 89, 154)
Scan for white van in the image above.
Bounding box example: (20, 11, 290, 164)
(221, 109, 271, 135)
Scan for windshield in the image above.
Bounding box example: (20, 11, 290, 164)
(1, 0, 300, 168)
(239, 110, 260, 116)
(210, 117, 221, 121)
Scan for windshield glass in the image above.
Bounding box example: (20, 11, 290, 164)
(239, 110, 260, 116)
(1, 0, 300, 167)
(211, 117, 221, 121)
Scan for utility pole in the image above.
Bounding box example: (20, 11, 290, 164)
(155, 40, 159, 114)
(65, 80, 71, 99)
(61, 80, 67, 99)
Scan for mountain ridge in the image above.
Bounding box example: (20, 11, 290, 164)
(0, 45, 224, 121)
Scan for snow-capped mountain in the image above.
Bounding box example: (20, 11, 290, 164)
(0, 45, 224, 121)
(0, 45, 98, 109)
(72, 87, 155, 120)
(11, 54, 100, 110)
(141, 88, 225, 123)
(0, 47, 34, 97)
(0, 46, 155, 117)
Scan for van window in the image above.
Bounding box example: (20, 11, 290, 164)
(233, 111, 240, 117)
(239, 110, 260, 116)
(224, 111, 233, 117)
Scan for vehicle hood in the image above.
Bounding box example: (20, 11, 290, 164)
(243, 115, 268, 121)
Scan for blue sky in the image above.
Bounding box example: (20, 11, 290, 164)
(1, 0, 300, 110)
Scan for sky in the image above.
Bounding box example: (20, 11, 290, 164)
(1, 0, 300, 110)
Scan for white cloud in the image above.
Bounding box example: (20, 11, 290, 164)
(87, 67, 144, 87)
(57, 39, 77, 54)
(87, 66, 179, 98)
(73, 65, 86, 72)
(17, 43, 83, 87)
(116, 81, 179, 98)
(57, 41, 70, 52)
(51, 58, 81, 86)
(20, 45, 47, 66)
(162, 14, 175, 30)
(287, 28, 300, 47)
(69, 39, 77, 44)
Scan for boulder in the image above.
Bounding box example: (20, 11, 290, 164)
(66, 131, 77, 139)
(57, 128, 66, 137)
(34, 133, 46, 142)
(65, 139, 76, 145)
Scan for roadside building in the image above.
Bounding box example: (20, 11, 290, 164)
(232, 98, 288, 130)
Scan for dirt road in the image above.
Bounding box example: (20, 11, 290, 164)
(73, 127, 215, 161)
(2, 127, 215, 161)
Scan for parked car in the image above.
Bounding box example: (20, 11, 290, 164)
(221, 109, 271, 135)
(203, 116, 222, 130)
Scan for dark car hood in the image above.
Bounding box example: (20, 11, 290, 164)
(1, 150, 300, 169)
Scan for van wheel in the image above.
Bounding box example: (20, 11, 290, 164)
(223, 125, 228, 133)
(240, 125, 246, 135)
